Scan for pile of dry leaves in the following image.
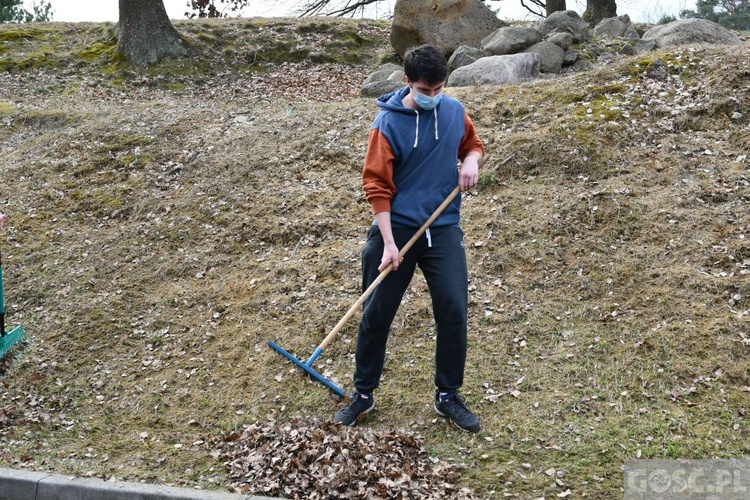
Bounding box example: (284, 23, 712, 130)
(213, 417, 474, 499)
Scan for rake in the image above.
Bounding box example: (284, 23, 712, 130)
(0, 243, 29, 364)
(268, 155, 489, 397)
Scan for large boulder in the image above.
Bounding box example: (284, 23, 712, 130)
(537, 10, 590, 43)
(361, 80, 405, 97)
(360, 63, 406, 97)
(361, 63, 403, 86)
(524, 41, 565, 74)
(481, 26, 542, 55)
(546, 32, 574, 50)
(642, 18, 742, 47)
(447, 53, 540, 87)
(592, 14, 640, 39)
(390, 0, 506, 58)
(448, 45, 485, 71)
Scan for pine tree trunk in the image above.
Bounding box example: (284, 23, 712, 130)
(117, 0, 196, 65)
(583, 0, 617, 25)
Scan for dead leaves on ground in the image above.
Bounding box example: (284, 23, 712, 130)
(213, 416, 473, 499)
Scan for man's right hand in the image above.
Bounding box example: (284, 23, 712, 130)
(379, 242, 402, 271)
(374, 211, 401, 271)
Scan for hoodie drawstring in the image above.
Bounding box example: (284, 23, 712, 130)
(413, 108, 439, 148)
(433, 108, 439, 141)
(413, 110, 419, 148)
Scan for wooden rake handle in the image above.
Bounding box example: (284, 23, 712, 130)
(318, 154, 490, 351)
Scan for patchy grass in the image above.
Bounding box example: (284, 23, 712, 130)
(0, 18, 389, 87)
(0, 100, 14, 115)
(1, 18, 750, 500)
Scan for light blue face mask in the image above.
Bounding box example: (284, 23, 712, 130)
(413, 90, 443, 111)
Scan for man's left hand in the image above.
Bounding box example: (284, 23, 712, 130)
(459, 155, 480, 192)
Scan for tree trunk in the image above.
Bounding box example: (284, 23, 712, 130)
(117, 0, 196, 65)
(546, 0, 567, 17)
(583, 0, 617, 25)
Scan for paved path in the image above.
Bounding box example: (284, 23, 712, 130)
(0, 467, 280, 500)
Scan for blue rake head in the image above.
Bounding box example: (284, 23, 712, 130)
(267, 340, 345, 398)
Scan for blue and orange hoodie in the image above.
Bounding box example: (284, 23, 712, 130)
(362, 86, 484, 228)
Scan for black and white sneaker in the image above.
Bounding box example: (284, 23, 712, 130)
(333, 392, 375, 427)
(434, 391, 480, 433)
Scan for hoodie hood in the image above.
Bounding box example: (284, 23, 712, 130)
(376, 86, 413, 114)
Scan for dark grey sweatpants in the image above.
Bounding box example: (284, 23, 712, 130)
(353, 224, 468, 394)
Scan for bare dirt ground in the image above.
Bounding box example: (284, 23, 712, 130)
(1, 18, 750, 499)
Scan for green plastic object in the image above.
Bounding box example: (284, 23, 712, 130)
(0, 325, 28, 361)
(0, 246, 29, 363)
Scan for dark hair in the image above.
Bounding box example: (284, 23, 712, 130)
(403, 45, 448, 85)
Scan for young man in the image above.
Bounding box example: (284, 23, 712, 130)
(333, 45, 484, 433)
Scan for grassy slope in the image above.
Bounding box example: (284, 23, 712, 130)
(1, 18, 750, 498)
